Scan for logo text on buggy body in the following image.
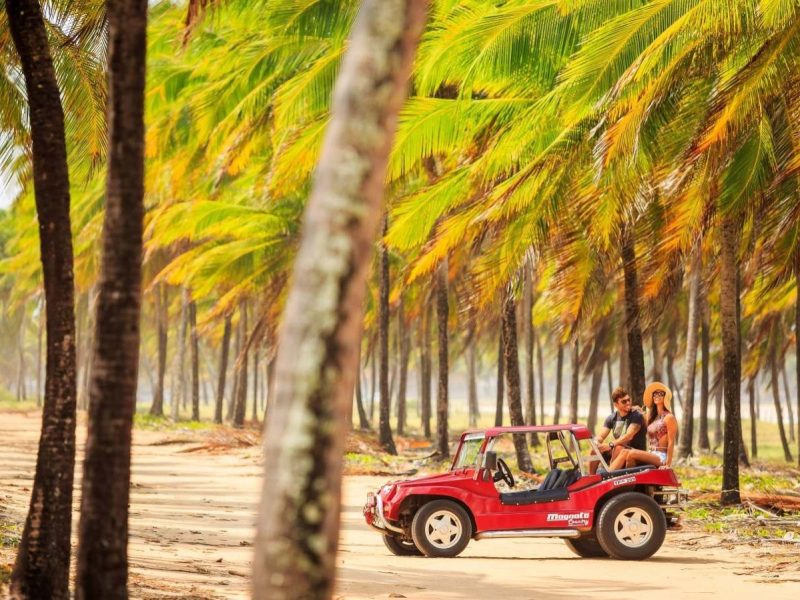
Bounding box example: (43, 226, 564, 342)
(546, 511, 589, 522)
(613, 476, 636, 486)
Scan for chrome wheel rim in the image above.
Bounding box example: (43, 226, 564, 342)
(613, 507, 653, 548)
(424, 510, 462, 549)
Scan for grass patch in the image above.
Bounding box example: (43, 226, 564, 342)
(134, 412, 217, 432)
(0, 522, 20, 549)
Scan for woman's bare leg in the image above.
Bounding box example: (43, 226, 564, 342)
(624, 449, 662, 468)
(607, 449, 630, 471)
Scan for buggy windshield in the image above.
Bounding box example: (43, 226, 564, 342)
(453, 433, 485, 469)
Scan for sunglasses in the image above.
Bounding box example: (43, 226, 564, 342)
(617, 398, 632, 405)
(652, 391, 666, 398)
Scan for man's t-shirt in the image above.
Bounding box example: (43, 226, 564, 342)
(603, 410, 646, 450)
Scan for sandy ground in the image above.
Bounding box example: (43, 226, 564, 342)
(1, 411, 799, 600)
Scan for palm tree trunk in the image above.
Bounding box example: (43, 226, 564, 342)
(568, 338, 579, 423)
(6, 0, 78, 596)
(651, 330, 663, 381)
(233, 301, 249, 429)
(36, 299, 44, 407)
(719, 213, 742, 504)
(748, 378, 757, 458)
(621, 225, 646, 408)
(369, 344, 377, 421)
(698, 295, 711, 451)
(554, 344, 564, 423)
(252, 344, 260, 424)
(436, 259, 450, 457)
(781, 364, 795, 443)
(495, 329, 505, 426)
(190, 300, 200, 421)
(502, 296, 533, 472)
(150, 286, 168, 416)
(588, 361, 604, 434)
(537, 335, 545, 426)
(214, 314, 232, 424)
(355, 343, 370, 430)
(378, 218, 397, 454)
(396, 297, 410, 436)
(174, 290, 189, 420)
(770, 350, 793, 462)
(17, 316, 27, 401)
(253, 3, 428, 594)
(678, 261, 701, 458)
(796, 269, 800, 467)
(75, 2, 147, 595)
(421, 301, 432, 438)
(713, 363, 723, 449)
(523, 267, 539, 446)
(466, 321, 479, 428)
(666, 325, 683, 413)
(606, 359, 614, 409)
(227, 309, 242, 422)
(619, 321, 629, 393)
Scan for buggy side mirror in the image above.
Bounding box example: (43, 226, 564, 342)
(483, 451, 498, 471)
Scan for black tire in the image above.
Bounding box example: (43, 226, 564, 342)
(411, 499, 472, 558)
(596, 492, 666, 560)
(564, 536, 608, 558)
(383, 534, 423, 556)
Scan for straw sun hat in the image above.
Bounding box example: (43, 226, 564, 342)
(643, 381, 672, 411)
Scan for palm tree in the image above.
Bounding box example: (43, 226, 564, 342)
(378, 218, 397, 454)
(252, 2, 428, 597)
(5, 1, 79, 596)
(435, 259, 450, 458)
(502, 293, 533, 472)
(75, 0, 148, 596)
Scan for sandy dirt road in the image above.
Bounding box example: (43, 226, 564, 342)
(1, 410, 799, 599)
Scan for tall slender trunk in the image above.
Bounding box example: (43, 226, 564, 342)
(214, 314, 232, 424)
(719, 213, 741, 504)
(619, 322, 629, 393)
(466, 321, 479, 428)
(796, 269, 800, 467)
(568, 338, 579, 423)
(621, 225, 645, 408)
(227, 309, 242, 421)
(17, 317, 27, 401)
(174, 290, 188, 420)
(678, 260, 701, 458)
(378, 218, 397, 454)
(554, 344, 564, 423)
(150, 286, 168, 416)
(588, 361, 604, 434)
(396, 297, 410, 436)
(770, 350, 793, 462)
(355, 343, 370, 429)
(75, 2, 147, 596)
(495, 329, 505, 426)
(253, 3, 428, 594)
(502, 296, 533, 472)
(651, 330, 663, 381)
(233, 301, 249, 429)
(666, 325, 683, 413)
(436, 260, 450, 457)
(36, 300, 43, 407)
(252, 344, 260, 424)
(698, 293, 711, 451)
(606, 359, 614, 409)
(189, 300, 200, 421)
(6, 0, 78, 595)
(369, 344, 377, 421)
(523, 267, 539, 446)
(713, 362, 723, 449)
(748, 378, 757, 458)
(781, 365, 795, 443)
(421, 301, 432, 438)
(536, 335, 545, 426)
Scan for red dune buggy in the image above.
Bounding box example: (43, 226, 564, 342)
(363, 425, 686, 560)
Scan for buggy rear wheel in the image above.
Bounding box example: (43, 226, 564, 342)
(596, 492, 666, 560)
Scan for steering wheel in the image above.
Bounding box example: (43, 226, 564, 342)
(496, 458, 516, 488)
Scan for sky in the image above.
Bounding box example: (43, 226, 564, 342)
(0, 170, 19, 210)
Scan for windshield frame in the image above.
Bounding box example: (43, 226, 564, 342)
(452, 433, 486, 470)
